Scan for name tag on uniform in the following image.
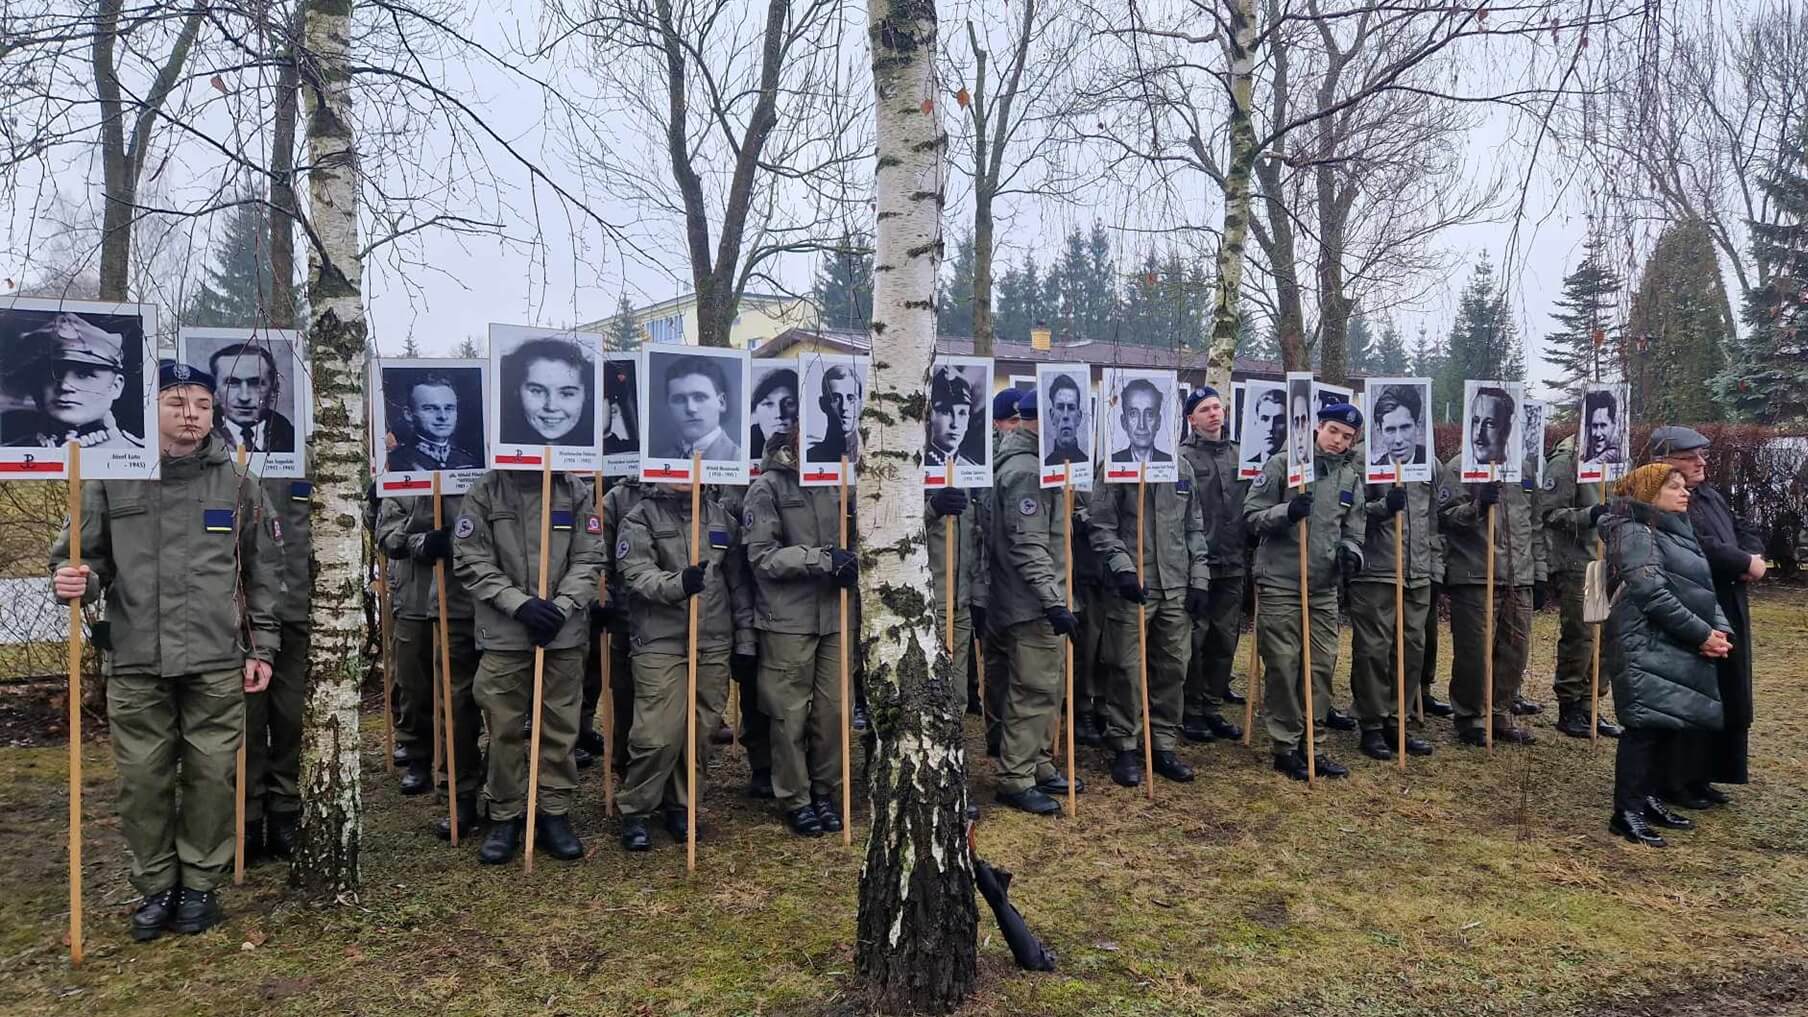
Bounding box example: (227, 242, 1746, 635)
(204, 508, 235, 532)
(289, 481, 313, 502)
(708, 529, 730, 550)
(550, 510, 574, 531)
(1339, 489, 1354, 507)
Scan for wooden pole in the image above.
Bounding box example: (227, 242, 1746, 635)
(944, 458, 956, 655)
(1394, 475, 1407, 772)
(595, 472, 616, 815)
(1135, 464, 1155, 800)
(65, 442, 83, 966)
(378, 550, 396, 772)
(1243, 590, 1257, 747)
(430, 637, 443, 775)
(1062, 467, 1076, 817)
(1589, 479, 1605, 746)
(1483, 480, 1497, 755)
(1299, 478, 1316, 789)
(524, 448, 553, 872)
(686, 452, 702, 872)
(234, 443, 249, 885)
(432, 474, 461, 845)
(837, 455, 852, 845)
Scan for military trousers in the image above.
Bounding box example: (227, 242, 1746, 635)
(1448, 584, 1533, 729)
(584, 625, 635, 772)
(395, 615, 483, 800)
(1256, 586, 1341, 754)
(735, 644, 772, 774)
(1417, 584, 1443, 696)
(997, 617, 1066, 794)
(1074, 582, 1111, 719)
(1185, 573, 1245, 719)
(392, 617, 435, 761)
(245, 620, 307, 822)
(474, 647, 584, 820)
(108, 668, 243, 895)
(619, 651, 730, 818)
(981, 621, 1013, 748)
(1347, 582, 1431, 730)
(1550, 570, 1602, 707)
(1102, 591, 1190, 752)
(757, 631, 844, 812)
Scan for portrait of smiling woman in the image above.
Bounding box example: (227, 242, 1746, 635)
(499, 336, 595, 447)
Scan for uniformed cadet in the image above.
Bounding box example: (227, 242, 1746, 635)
(615, 479, 755, 850)
(51, 360, 281, 941)
(1245, 401, 1367, 781)
(1088, 442, 1211, 786)
(1439, 453, 1548, 746)
(377, 491, 483, 839)
(1542, 434, 1622, 738)
(742, 428, 854, 837)
(1346, 457, 1449, 760)
(1068, 489, 1110, 747)
(591, 476, 645, 774)
(979, 388, 1021, 757)
(244, 474, 314, 859)
(712, 482, 771, 797)
(926, 483, 986, 718)
(1177, 387, 1248, 743)
(986, 389, 1082, 815)
(453, 468, 605, 864)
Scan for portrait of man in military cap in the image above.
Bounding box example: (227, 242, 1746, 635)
(923, 355, 992, 487)
(377, 361, 487, 473)
(0, 304, 148, 450)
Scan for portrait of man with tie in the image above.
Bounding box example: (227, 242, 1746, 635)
(206, 342, 298, 454)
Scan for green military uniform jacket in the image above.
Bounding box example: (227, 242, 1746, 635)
(1179, 429, 1247, 576)
(618, 484, 755, 656)
(52, 434, 282, 676)
(1086, 458, 1211, 595)
(1244, 448, 1366, 591)
(1352, 459, 1453, 589)
(985, 428, 1070, 628)
(600, 478, 646, 633)
(263, 477, 314, 624)
(452, 469, 605, 651)
(742, 439, 844, 635)
(377, 493, 474, 621)
(925, 489, 988, 620)
(1541, 436, 1602, 576)
(1438, 454, 1548, 589)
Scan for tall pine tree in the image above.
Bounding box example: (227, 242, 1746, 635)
(1346, 308, 1374, 372)
(1718, 128, 1808, 422)
(1370, 319, 1409, 374)
(938, 230, 976, 338)
(606, 292, 641, 351)
(183, 202, 275, 327)
(1436, 255, 1524, 418)
(1627, 220, 1726, 423)
(1541, 234, 1624, 401)
(813, 233, 874, 332)
(994, 257, 1041, 343)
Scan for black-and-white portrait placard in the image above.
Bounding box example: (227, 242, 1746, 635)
(924, 355, 993, 489)
(370, 358, 487, 496)
(1100, 368, 1180, 485)
(1008, 374, 1036, 395)
(1238, 379, 1286, 479)
(1284, 371, 1315, 488)
(0, 297, 157, 480)
(1230, 381, 1247, 442)
(1363, 376, 1434, 484)
(748, 358, 798, 479)
(798, 353, 869, 487)
(1313, 381, 1353, 418)
(487, 323, 604, 473)
(178, 326, 310, 479)
(1578, 381, 1631, 484)
(1459, 379, 1524, 483)
(639, 343, 749, 486)
(1037, 362, 1093, 490)
(1523, 398, 1547, 490)
(602, 353, 641, 477)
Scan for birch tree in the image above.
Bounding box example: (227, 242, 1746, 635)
(855, 0, 978, 1011)
(291, 0, 367, 894)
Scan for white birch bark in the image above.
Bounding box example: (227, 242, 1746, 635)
(1205, 0, 1258, 393)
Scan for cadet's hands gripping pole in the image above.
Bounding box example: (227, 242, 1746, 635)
(65, 442, 84, 966)
(1483, 466, 1497, 754)
(1135, 463, 1155, 801)
(433, 473, 461, 844)
(1062, 466, 1077, 818)
(1394, 474, 1407, 772)
(1299, 473, 1316, 789)
(1589, 479, 1605, 747)
(686, 451, 701, 873)
(234, 444, 249, 885)
(837, 455, 852, 845)
(524, 448, 553, 872)
(594, 472, 615, 816)
(1243, 590, 1257, 747)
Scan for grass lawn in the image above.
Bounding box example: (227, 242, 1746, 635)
(4, 589, 1807, 1017)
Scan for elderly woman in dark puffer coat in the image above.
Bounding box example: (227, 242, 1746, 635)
(1600, 464, 1733, 847)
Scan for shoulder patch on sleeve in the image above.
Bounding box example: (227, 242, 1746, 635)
(743, 508, 755, 528)
(1018, 496, 1039, 516)
(586, 514, 602, 534)
(616, 538, 631, 559)
(1543, 475, 1558, 491)
(270, 516, 283, 542)
(1438, 485, 1452, 504)
(1252, 473, 1268, 491)
(454, 516, 476, 539)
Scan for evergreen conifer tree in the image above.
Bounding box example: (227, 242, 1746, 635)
(1370, 320, 1409, 374)
(813, 234, 874, 331)
(1436, 255, 1524, 418)
(606, 292, 641, 351)
(1627, 220, 1726, 423)
(183, 202, 274, 327)
(1718, 129, 1808, 422)
(1541, 234, 1623, 401)
(938, 230, 976, 338)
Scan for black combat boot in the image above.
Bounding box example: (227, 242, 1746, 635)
(433, 798, 481, 841)
(664, 808, 699, 843)
(1359, 730, 1394, 761)
(1493, 719, 1536, 745)
(399, 759, 432, 796)
(536, 813, 585, 860)
(1555, 702, 1592, 738)
(1181, 717, 1217, 744)
(573, 744, 596, 770)
(477, 818, 524, 865)
(1596, 716, 1624, 738)
(1152, 750, 1194, 783)
(267, 811, 298, 858)
(1325, 707, 1357, 731)
(1511, 695, 1543, 715)
(785, 803, 824, 837)
(621, 816, 651, 852)
(1035, 772, 1080, 796)
(1204, 713, 1242, 740)
(994, 787, 1060, 816)
(1223, 687, 1247, 705)
(170, 887, 223, 935)
(1272, 750, 1310, 782)
(813, 797, 844, 834)
(1313, 753, 1350, 779)
(244, 818, 269, 865)
(1610, 809, 1666, 847)
(130, 887, 178, 942)
(1384, 727, 1433, 757)
(575, 729, 606, 756)
(747, 767, 775, 799)
(1419, 690, 1454, 717)
(1110, 749, 1143, 787)
(1074, 713, 1106, 747)
(1643, 796, 1695, 831)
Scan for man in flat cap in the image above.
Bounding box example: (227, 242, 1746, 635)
(3, 311, 144, 449)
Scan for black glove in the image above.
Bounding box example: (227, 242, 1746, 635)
(930, 487, 969, 517)
(1533, 582, 1548, 611)
(970, 604, 988, 637)
(1384, 487, 1407, 516)
(1286, 494, 1313, 523)
(681, 561, 709, 596)
(1044, 605, 1079, 636)
(731, 652, 758, 683)
(588, 599, 617, 627)
(830, 548, 859, 589)
(1475, 483, 1500, 507)
(513, 597, 566, 646)
(1588, 503, 1607, 526)
(1113, 570, 1148, 604)
(415, 527, 453, 562)
(1339, 546, 1364, 575)
(1185, 588, 1210, 620)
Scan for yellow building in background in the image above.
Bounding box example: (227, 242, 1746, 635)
(580, 291, 819, 351)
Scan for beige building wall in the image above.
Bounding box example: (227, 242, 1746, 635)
(584, 292, 818, 350)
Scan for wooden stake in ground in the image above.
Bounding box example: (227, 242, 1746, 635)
(1135, 463, 1155, 801)
(944, 458, 956, 655)
(1062, 466, 1076, 817)
(594, 471, 615, 815)
(378, 548, 396, 773)
(432, 474, 461, 844)
(1243, 591, 1257, 747)
(523, 448, 553, 872)
(1483, 469, 1498, 755)
(234, 443, 249, 885)
(837, 455, 853, 845)
(64, 441, 83, 966)
(1589, 479, 1606, 746)
(1299, 475, 1316, 789)
(1394, 475, 1407, 772)
(686, 452, 702, 872)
